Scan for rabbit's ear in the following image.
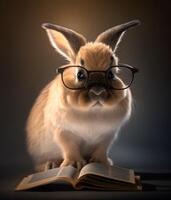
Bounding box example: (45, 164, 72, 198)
(42, 23, 86, 62)
(95, 20, 140, 52)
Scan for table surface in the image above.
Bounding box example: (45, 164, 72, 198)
(1, 173, 171, 200)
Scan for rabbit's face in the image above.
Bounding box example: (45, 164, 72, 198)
(58, 43, 128, 110)
(43, 21, 140, 110)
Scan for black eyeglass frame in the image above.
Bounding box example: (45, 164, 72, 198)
(56, 63, 139, 90)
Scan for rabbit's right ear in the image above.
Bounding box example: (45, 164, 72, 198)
(95, 20, 140, 52)
(42, 23, 86, 62)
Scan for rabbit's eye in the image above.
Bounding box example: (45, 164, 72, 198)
(77, 70, 86, 81)
(107, 70, 115, 80)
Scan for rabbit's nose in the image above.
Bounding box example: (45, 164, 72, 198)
(89, 86, 107, 99)
(89, 87, 106, 96)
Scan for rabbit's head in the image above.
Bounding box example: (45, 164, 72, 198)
(42, 20, 140, 111)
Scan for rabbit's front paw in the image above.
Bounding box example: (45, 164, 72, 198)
(60, 158, 86, 170)
(44, 161, 57, 170)
(36, 159, 63, 171)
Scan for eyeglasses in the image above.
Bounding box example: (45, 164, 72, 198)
(57, 64, 138, 90)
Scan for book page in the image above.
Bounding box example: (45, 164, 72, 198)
(57, 165, 78, 180)
(16, 165, 78, 191)
(28, 165, 78, 183)
(78, 162, 135, 184)
(28, 168, 60, 183)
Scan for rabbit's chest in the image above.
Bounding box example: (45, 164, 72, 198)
(61, 111, 119, 144)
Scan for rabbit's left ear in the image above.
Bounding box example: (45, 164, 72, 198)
(42, 23, 86, 62)
(95, 20, 140, 52)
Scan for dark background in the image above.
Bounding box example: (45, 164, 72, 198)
(0, 0, 170, 194)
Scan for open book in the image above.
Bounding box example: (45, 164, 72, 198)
(15, 163, 142, 191)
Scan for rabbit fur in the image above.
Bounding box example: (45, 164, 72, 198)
(26, 20, 140, 171)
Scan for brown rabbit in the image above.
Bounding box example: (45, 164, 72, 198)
(26, 20, 140, 171)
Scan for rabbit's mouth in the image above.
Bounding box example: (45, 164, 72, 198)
(88, 85, 108, 100)
(92, 101, 103, 107)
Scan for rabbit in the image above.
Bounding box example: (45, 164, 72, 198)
(26, 20, 140, 171)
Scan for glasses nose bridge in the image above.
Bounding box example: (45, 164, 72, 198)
(88, 71, 106, 82)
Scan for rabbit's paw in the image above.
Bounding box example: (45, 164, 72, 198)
(36, 159, 63, 171)
(44, 161, 58, 170)
(60, 158, 86, 170)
